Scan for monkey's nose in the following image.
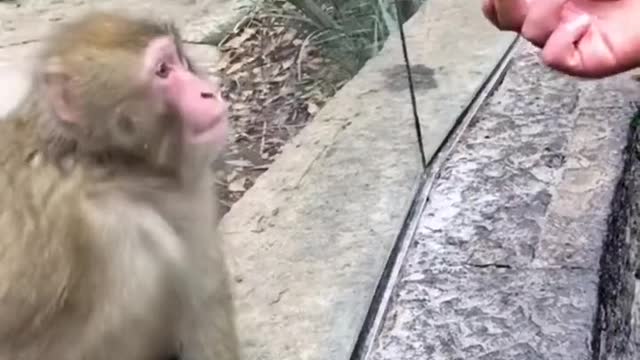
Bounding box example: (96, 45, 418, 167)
(201, 92, 214, 99)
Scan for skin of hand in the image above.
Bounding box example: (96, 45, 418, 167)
(483, 0, 640, 78)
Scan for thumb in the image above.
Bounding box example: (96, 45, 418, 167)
(482, 0, 500, 28)
(490, 0, 529, 31)
(541, 10, 617, 78)
(541, 12, 590, 75)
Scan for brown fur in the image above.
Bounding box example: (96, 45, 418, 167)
(0, 11, 239, 360)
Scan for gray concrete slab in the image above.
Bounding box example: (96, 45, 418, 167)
(220, 1, 516, 359)
(367, 42, 640, 360)
(0, 0, 252, 45)
(373, 268, 598, 360)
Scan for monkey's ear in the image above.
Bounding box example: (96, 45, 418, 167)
(43, 59, 81, 124)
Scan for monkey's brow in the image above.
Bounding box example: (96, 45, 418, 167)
(158, 21, 192, 70)
(163, 22, 180, 38)
(172, 40, 191, 69)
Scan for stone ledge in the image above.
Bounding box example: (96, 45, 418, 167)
(367, 43, 640, 360)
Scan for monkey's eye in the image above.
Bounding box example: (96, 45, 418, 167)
(155, 62, 171, 79)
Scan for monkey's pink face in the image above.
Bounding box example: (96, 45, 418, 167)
(144, 36, 228, 145)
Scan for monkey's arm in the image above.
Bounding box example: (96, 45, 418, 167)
(179, 228, 240, 360)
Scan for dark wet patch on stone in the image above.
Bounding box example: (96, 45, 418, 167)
(384, 64, 438, 92)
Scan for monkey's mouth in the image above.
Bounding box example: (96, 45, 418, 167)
(186, 108, 228, 144)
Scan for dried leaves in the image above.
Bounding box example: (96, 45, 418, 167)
(215, 9, 346, 214)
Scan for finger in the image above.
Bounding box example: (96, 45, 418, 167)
(482, 0, 500, 28)
(573, 22, 620, 77)
(521, 0, 566, 48)
(493, 0, 529, 31)
(541, 12, 598, 77)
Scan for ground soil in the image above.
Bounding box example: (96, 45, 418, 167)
(214, 8, 348, 215)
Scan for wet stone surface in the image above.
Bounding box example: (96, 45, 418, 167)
(368, 43, 640, 360)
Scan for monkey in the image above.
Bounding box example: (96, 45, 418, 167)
(0, 11, 239, 360)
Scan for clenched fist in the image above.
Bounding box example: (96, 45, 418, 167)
(482, 0, 640, 78)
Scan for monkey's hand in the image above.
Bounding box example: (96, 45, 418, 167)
(483, 0, 640, 78)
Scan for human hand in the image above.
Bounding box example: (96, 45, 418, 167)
(483, 0, 640, 78)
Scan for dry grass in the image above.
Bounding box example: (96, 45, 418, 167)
(214, 5, 348, 214)
(214, 0, 405, 214)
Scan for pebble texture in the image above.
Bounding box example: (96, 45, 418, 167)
(368, 43, 640, 360)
